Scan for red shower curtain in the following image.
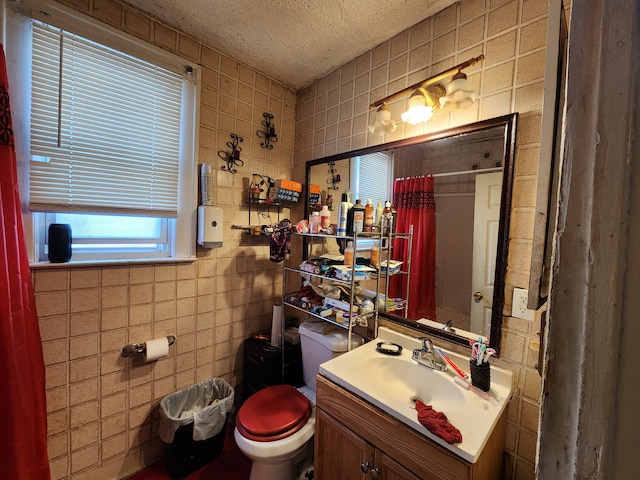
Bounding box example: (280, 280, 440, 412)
(390, 176, 436, 320)
(0, 46, 51, 479)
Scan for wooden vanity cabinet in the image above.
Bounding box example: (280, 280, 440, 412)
(314, 375, 506, 480)
(315, 409, 421, 480)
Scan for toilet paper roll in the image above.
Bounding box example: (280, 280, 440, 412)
(270, 304, 283, 347)
(143, 337, 170, 362)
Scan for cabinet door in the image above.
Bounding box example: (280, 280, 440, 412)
(315, 409, 374, 480)
(374, 450, 423, 480)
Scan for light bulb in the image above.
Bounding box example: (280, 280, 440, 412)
(401, 90, 436, 124)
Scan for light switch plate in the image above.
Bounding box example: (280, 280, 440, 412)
(512, 288, 535, 321)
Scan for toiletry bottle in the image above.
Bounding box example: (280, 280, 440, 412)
(345, 190, 353, 208)
(382, 201, 393, 236)
(337, 193, 349, 236)
(319, 204, 331, 231)
(343, 241, 354, 265)
(310, 211, 320, 234)
(370, 240, 379, 268)
(351, 199, 365, 234)
(376, 199, 384, 232)
(390, 202, 397, 234)
(364, 199, 374, 232)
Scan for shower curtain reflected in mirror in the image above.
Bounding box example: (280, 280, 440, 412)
(389, 175, 436, 320)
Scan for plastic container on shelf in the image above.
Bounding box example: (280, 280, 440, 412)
(370, 240, 379, 267)
(310, 211, 321, 234)
(319, 204, 331, 230)
(350, 199, 365, 234)
(343, 241, 354, 265)
(364, 199, 374, 232)
(376, 199, 384, 232)
(382, 201, 397, 236)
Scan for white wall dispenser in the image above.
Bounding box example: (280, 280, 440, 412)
(198, 205, 223, 248)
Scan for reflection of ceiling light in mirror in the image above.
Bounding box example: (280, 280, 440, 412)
(439, 71, 479, 111)
(368, 104, 397, 135)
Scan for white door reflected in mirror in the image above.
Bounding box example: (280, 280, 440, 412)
(470, 172, 502, 337)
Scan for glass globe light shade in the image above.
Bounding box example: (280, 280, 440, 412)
(368, 104, 397, 135)
(401, 93, 434, 125)
(439, 74, 478, 111)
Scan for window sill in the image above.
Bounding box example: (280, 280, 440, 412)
(29, 256, 197, 269)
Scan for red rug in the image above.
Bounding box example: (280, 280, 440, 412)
(128, 427, 251, 480)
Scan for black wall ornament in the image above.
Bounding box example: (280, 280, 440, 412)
(256, 112, 278, 149)
(218, 133, 244, 174)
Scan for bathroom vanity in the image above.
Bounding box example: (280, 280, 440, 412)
(315, 376, 506, 479)
(314, 327, 513, 480)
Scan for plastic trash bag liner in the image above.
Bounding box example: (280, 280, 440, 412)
(159, 377, 234, 443)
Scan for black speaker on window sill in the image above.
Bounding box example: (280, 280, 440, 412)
(48, 223, 72, 263)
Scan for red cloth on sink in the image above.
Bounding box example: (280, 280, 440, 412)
(415, 400, 463, 444)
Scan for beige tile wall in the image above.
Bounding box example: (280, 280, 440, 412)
(293, 0, 561, 478)
(31, 0, 297, 478)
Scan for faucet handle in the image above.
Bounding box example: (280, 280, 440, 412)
(418, 337, 433, 352)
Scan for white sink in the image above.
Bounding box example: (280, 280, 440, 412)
(319, 327, 513, 463)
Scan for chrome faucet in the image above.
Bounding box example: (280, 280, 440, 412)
(412, 337, 447, 371)
(442, 319, 456, 333)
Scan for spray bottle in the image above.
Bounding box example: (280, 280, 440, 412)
(337, 193, 349, 236)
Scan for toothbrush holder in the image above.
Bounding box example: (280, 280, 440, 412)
(470, 359, 491, 392)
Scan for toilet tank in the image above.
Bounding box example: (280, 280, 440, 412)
(298, 322, 363, 392)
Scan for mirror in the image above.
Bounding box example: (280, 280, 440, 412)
(305, 114, 517, 354)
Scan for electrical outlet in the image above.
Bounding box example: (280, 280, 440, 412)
(512, 288, 534, 320)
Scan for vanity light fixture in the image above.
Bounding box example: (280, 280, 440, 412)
(368, 103, 398, 136)
(256, 112, 278, 149)
(218, 133, 244, 174)
(439, 70, 479, 111)
(370, 54, 485, 124)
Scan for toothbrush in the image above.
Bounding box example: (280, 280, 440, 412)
(435, 348, 468, 379)
(482, 348, 496, 364)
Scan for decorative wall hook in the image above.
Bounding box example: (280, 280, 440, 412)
(218, 133, 244, 174)
(326, 161, 341, 190)
(256, 112, 278, 149)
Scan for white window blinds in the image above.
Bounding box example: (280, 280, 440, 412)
(30, 22, 183, 217)
(354, 151, 394, 205)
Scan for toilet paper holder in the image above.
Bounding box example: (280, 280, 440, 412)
(121, 335, 176, 357)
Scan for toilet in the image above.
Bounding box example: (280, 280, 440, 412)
(234, 322, 363, 480)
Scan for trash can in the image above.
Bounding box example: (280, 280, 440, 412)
(159, 378, 235, 479)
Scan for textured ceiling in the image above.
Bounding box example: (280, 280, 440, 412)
(123, 0, 456, 91)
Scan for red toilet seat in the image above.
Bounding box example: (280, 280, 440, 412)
(236, 384, 312, 442)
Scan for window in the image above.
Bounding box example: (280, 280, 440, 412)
(350, 151, 394, 250)
(350, 151, 394, 207)
(8, 2, 198, 263)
